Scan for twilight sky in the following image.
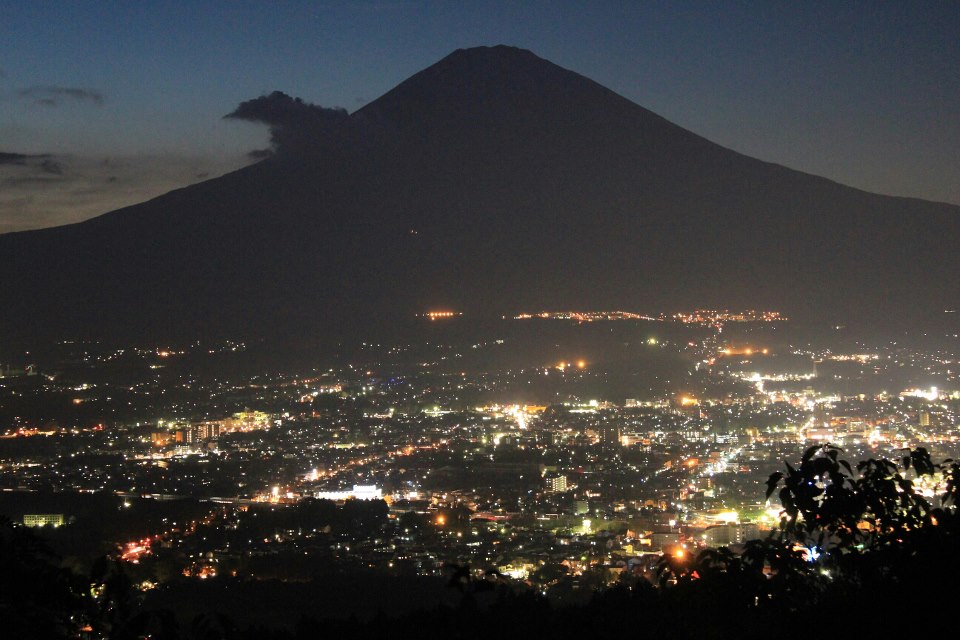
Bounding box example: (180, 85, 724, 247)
(1, 1, 958, 233)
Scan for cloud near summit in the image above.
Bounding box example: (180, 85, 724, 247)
(224, 91, 350, 156)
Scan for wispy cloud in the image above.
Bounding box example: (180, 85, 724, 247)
(0, 153, 254, 234)
(0, 151, 51, 165)
(19, 85, 104, 107)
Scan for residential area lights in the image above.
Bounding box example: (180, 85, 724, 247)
(4, 319, 959, 598)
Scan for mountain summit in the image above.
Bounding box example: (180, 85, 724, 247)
(1, 46, 957, 345)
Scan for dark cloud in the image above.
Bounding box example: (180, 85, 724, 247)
(39, 159, 64, 175)
(247, 148, 273, 160)
(2, 175, 63, 187)
(0, 152, 30, 165)
(225, 91, 347, 127)
(224, 91, 350, 156)
(0, 151, 51, 166)
(0, 152, 67, 192)
(0, 151, 64, 177)
(20, 86, 104, 107)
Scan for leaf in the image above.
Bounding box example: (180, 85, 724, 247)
(813, 457, 836, 477)
(766, 472, 784, 499)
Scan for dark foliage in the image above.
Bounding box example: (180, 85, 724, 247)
(656, 444, 960, 637)
(0, 515, 90, 639)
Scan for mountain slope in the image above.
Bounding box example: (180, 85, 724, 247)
(1, 45, 957, 345)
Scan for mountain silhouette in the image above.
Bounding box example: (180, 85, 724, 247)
(1, 45, 957, 345)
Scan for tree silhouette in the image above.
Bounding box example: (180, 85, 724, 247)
(0, 516, 90, 639)
(656, 445, 960, 637)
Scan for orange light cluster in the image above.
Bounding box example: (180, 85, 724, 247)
(674, 310, 786, 324)
(7, 428, 57, 438)
(423, 311, 461, 320)
(514, 310, 653, 322)
(719, 347, 769, 356)
(120, 538, 154, 563)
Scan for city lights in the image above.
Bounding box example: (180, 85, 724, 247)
(3, 304, 958, 622)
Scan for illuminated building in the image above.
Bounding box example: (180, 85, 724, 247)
(601, 422, 622, 448)
(650, 530, 680, 551)
(170, 422, 221, 445)
(223, 410, 273, 432)
(193, 421, 221, 441)
(703, 522, 763, 547)
(23, 514, 66, 527)
(805, 427, 834, 442)
(315, 485, 383, 501)
(546, 475, 568, 493)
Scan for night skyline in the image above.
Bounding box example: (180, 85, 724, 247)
(1, 1, 959, 233)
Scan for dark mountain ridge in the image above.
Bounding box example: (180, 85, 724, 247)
(1, 45, 957, 346)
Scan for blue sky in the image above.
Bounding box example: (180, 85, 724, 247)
(1, 1, 958, 232)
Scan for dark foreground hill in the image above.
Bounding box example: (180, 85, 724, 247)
(1, 45, 957, 346)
